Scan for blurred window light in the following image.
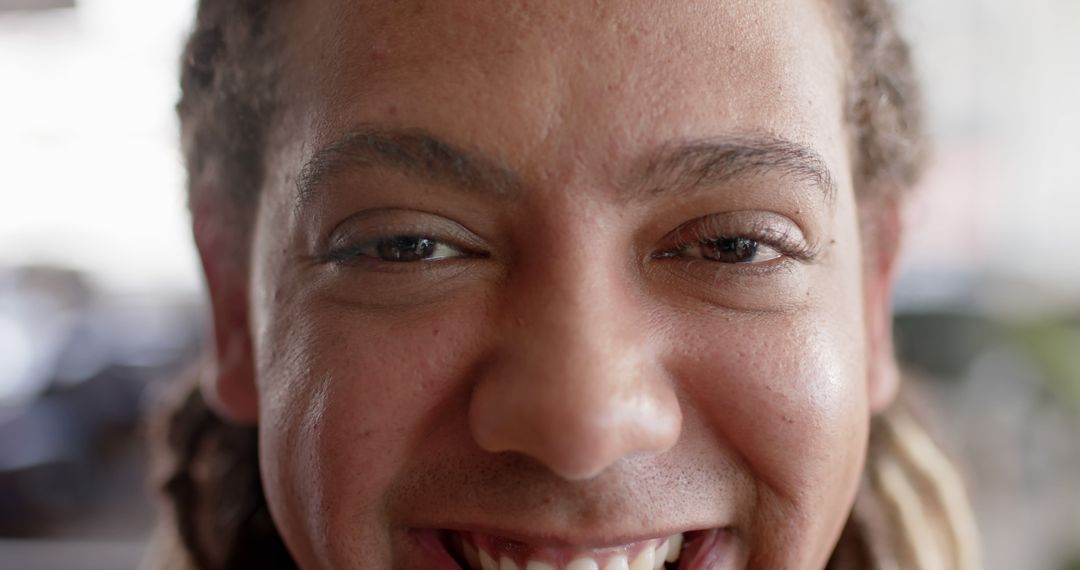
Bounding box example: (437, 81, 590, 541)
(0, 0, 199, 295)
(0, 0, 75, 11)
(894, 0, 1080, 313)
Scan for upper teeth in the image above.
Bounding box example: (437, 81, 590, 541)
(461, 533, 684, 570)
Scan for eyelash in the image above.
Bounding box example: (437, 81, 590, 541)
(655, 216, 820, 264)
(324, 235, 478, 265)
(323, 217, 818, 267)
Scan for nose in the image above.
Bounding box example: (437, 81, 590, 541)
(468, 257, 682, 480)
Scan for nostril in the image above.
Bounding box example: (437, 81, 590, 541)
(469, 398, 611, 480)
(471, 392, 682, 481)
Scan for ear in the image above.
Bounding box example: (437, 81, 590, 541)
(862, 196, 903, 415)
(193, 199, 259, 425)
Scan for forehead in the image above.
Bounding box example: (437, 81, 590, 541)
(279, 0, 849, 188)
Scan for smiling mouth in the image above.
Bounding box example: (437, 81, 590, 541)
(437, 528, 730, 570)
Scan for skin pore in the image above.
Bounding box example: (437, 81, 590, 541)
(197, 0, 902, 568)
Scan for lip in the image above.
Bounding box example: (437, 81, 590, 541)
(411, 527, 735, 570)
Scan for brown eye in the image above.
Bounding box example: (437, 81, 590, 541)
(338, 235, 466, 262)
(376, 236, 436, 261)
(684, 236, 782, 264)
(655, 212, 813, 267)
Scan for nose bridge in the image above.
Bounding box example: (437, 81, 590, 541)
(518, 253, 641, 401)
(468, 245, 682, 480)
(524, 247, 630, 360)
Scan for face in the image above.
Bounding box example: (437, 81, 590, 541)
(200, 0, 901, 568)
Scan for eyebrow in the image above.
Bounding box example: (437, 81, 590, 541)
(296, 126, 521, 207)
(628, 136, 837, 204)
(296, 126, 836, 207)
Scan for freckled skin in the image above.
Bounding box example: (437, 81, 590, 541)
(205, 0, 900, 568)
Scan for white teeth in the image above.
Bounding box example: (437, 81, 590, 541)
(665, 534, 684, 563)
(603, 555, 630, 570)
(629, 548, 654, 570)
(653, 540, 669, 569)
(479, 549, 498, 570)
(566, 558, 600, 570)
(466, 533, 686, 570)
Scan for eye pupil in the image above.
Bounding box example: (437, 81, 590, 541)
(702, 237, 759, 263)
(377, 236, 436, 261)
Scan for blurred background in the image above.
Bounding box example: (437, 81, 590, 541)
(0, 0, 1077, 568)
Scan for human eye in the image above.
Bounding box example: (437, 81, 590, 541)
(676, 236, 782, 264)
(312, 209, 492, 307)
(654, 212, 819, 268)
(319, 209, 486, 269)
(328, 234, 467, 263)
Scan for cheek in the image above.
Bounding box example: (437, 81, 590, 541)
(255, 295, 485, 567)
(671, 308, 869, 560)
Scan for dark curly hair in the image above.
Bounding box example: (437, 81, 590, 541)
(153, 2, 978, 569)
